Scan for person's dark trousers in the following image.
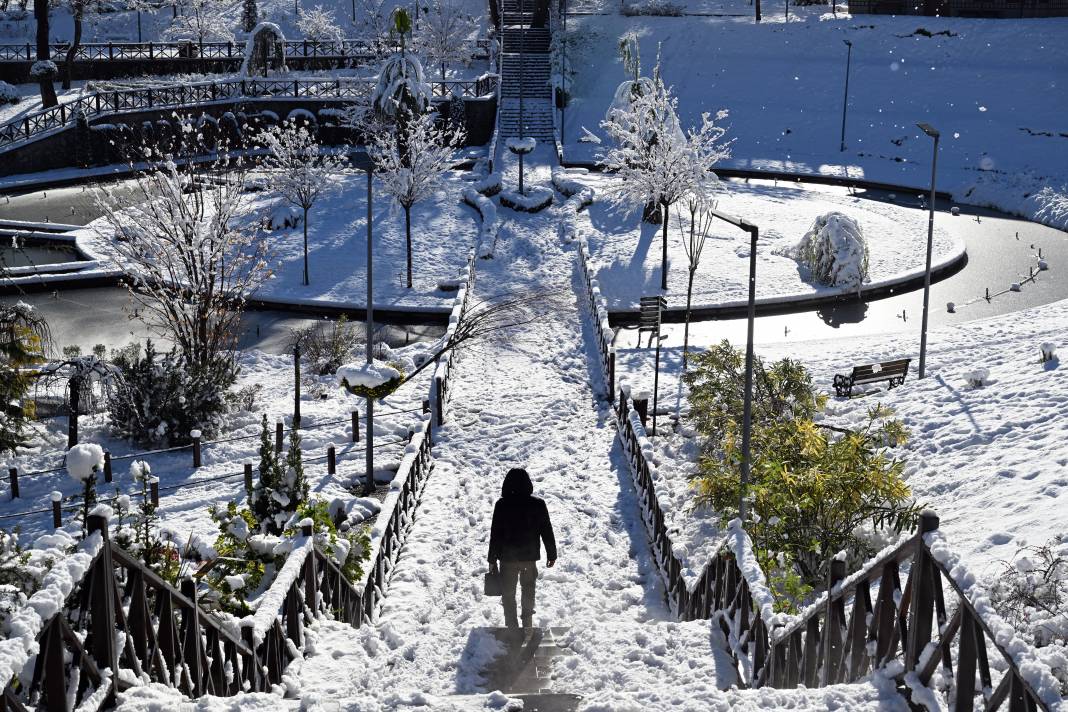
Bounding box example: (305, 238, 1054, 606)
(501, 561, 537, 628)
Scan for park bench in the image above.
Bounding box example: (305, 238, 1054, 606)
(832, 358, 910, 398)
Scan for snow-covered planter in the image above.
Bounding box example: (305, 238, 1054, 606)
(469, 171, 502, 197)
(1041, 342, 1057, 363)
(0, 81, 19, 105)
(29, 60, 58, 80)
(500, 186, 553, 213)
(505, 137, 536, 155)
(337, 360, 404, 400)
(793, 211, 870, 292)
(963, 367, 989, 388)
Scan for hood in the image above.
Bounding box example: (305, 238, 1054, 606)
(501, 468, 533, 498)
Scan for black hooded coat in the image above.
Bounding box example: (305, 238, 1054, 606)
(488, 469, 557, 563)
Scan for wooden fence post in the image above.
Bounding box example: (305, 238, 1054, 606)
(244, 463, 253, 496)
(906, 510, 940, 673)
(275, 419, 284, 453)
(7, 467, 17, 500)
(820, 557, 847, 686)
(149, 476, 159, 507)
(633, 396, 649, 430)
(608, 352, 616, 403)
(422, 397, 430, 415)
(180, 577, 205, 696)
(293, 344, 301, 429)
(51, 491, 62, 527)
(351, 410, 360, 442)
(103, 451, 112, 483)
(192, 431, 202, 468)
(327, 445, 336, 475)
(241, 625, 260, 690)
(68, 378, 80, 448)
(86, 512, 118, 707)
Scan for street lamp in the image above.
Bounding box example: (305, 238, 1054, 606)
(350, 150, 377, 494)
(916, 122, 939, 379)
(707, 208, 759, 522)
(840, 40, 853, 152)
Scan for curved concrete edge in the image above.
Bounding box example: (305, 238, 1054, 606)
(606, 238, 968, 326)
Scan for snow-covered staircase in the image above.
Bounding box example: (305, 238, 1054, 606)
(498, 2, 555, 141)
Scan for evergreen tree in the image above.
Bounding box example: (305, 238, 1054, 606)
(284, 426, 308, 512)
(251, 414, 286, 533)
(242, 0, 258, 32)
(0, 304, 49, 454)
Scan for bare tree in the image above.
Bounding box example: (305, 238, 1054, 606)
(62, 0, 96, 90)
(677, 194, 714, 370)
(257, 120, 346, 286)
(368, 111, 464, 288)
(297, 4, 344, 44)
(415, 0, 478, 81)
(164, 0, 235, 43)
(94, 153, 270, 375)
(599, 54, 730, 291)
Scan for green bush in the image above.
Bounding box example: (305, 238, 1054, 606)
(683, 341, 919, 596)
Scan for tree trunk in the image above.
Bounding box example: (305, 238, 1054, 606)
(441, 61, 446, 81)
(404, 205, 413, 288)
(302, 207, 310, 285)
(34, 0, 57, 108)
(660, 201, 669, 291)
(63, 7, 83, 91)
(683, 268, 694, 371)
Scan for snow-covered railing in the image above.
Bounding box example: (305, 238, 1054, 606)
(431, 252, 476, 428)
(0, 76, 499, 152)
(0, 38, 491, 63)
(1, 512, 262, 710)
(575, 228, 615, 402)
(462, 185, 499, 259)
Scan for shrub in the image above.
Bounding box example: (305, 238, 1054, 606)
(108, 340, 236, 446)
(793, 211, 870, 292)
(0, 81, 19, 105)
(684, 341, 918, 593)
(292, 314, 361, 376)
(622, 0, 684, 15)
(0, 303, 49, 454)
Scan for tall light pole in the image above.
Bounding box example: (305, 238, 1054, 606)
(349, 151, 376, 495)
(706, 208, 759, 522)
(916, 122, 939, 379)
(840, 40, 852, 152)
(559, 0, 566, 146)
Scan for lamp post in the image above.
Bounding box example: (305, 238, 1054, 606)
(916, 122, 939, 380)
(840, 40, 852, 152)
(350, 150, 376, 494)
(707, 208, 759, 522)
(519, 0, 526, 139)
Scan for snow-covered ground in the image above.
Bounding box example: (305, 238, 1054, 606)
(0, 345, 433, 547)
(77, 169, 481, 312)
(562, 11, 1068, 222)
(616, 288, 1068, 581)
(576, 172, 962, 310)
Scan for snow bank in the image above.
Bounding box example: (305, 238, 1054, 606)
(461, 186, 499, 259)
(792, 211, 870, 293)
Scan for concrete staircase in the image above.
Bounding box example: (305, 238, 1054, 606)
(497, 0, 555, 141)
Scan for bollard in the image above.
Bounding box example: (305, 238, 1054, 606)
(301, 521, 313, 537)
(327, 445, 336, 475)
(192, 430, 202, 468)
(408, 428, 415, 443)
(68, 378, 80, 448)
(244, 463, 253, 494)
(103, 452, 112, 483)
(149, 476, 159, 507)
(275, 420, 283, 453)
(8, 467, 17, 500)
(51, 491, 62, 528)
(633, 397, 649, 430)
(422, 397, 430, 415)
(351, 410, 360, 442)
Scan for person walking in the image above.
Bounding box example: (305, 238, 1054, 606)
(487, 468, 557, 630)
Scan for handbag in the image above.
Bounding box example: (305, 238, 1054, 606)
(483, 563, 503, 597)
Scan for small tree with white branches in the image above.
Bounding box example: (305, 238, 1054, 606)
(600, 54, 730, 291)
(297, 4, 344, 44)
(95, 151, 270, 435)
(257, 120, 346, 285)
(677, 194, 714, 370)
(369, 111, 464, 288)
(1038, 187, 1068, 230)
(164, 0, 235, 43)
(416, 0, 478, 81)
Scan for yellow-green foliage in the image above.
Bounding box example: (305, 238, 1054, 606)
(684, 341, 919, 594)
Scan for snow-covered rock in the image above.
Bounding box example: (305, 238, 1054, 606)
(336, 361, 402, 390)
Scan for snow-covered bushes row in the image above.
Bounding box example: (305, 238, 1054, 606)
(0, 81, 19, 105)
(621, 0, 684, 15)
(462, 185, 499, 259)
(789, 211, 870, 293)
(500, 186, 553, 213)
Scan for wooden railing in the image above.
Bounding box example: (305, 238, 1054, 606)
(0, 38, 491, 63)
(576, 233, 614, 402)
(0, 75, 499, 152)
(432, 253, 476, 427)
(573, 247, 1066, 710)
